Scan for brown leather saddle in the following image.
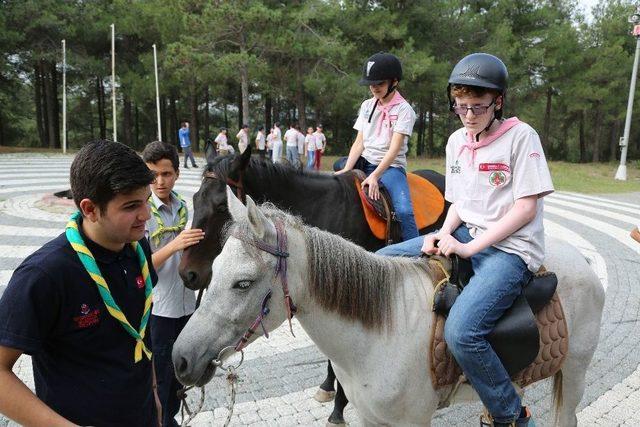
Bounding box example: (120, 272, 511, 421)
(428, 257, 568, 389)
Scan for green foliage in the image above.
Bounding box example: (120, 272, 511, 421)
(0, 0, 639, 164)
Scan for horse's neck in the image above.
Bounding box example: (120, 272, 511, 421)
(245, 167, 342, 211)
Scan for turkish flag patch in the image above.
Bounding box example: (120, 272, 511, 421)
(479, 163, 510, 173)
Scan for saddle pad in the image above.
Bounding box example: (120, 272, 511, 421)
(428, 287, 569, 390)
(355, 172, 445, 240)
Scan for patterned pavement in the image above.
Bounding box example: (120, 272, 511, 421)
(0, 153, 638, 426)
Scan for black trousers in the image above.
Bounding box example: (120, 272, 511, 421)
(150, 314, 191, 427)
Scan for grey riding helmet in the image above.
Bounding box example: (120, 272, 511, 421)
(447, 53, 508, 119)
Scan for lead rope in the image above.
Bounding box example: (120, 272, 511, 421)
(179, 347, 244, 426)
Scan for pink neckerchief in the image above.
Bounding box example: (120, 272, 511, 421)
(458, 117, 522, 165)
(374, 91, 407, 136)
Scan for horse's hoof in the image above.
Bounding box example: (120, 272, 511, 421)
(314, 389, 336, 402)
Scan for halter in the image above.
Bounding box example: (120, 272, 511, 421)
(204, 170, 245, 204)
(233, 218, 297, 352)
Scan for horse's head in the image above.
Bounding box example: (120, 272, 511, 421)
(173, 186, 303, 386)
(179, 147, 252, 290)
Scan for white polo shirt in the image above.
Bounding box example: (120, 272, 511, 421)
(215, 133, 228, 150)
(284, 128, 299, 147)
(445, 120, 554, 272)
(313, 131, 326, 150)
(236, 129, 248, 152)
(256, 131, 266, 150)
(353, 97, 416, 169)
(305, 134, 316, 151)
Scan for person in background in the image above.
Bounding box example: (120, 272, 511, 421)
(284, 123, 301, 168)
(255, 126, 266, 160)
(236, 124, 249, 153)
(305, 126, 316, 170)
(313, 124, 326, 170)
(179, 121, 198, 169)
(272, 122, 283, 163)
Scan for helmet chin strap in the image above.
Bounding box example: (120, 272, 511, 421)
(368, 81, 397, 124)
(474, 98, 501, 142)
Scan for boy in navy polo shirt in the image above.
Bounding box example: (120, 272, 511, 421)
(0, 141, 159, 427)
(142, 141, 204, 427)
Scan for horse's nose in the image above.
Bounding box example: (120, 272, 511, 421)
(174, 355, 190, 378)
(187, 271, 198, 284)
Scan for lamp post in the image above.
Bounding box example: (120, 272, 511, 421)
(615, 6, 640, 180)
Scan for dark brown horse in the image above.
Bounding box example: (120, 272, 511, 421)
(179, 146, 447, 425)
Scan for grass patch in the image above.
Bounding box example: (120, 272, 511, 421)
(321, 156, 640, 194)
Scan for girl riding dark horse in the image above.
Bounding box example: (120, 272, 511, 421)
(178, 146, 447, 424)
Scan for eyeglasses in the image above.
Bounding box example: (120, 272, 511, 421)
(452, 99, 495, 116)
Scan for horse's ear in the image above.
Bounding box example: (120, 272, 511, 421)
(226, 186, 248, 222)
(245, 195, 271, 240)
(229, 146, 251, 180)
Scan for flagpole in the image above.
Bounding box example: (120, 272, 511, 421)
(153, 44, 162, 141)
(111, 23, 117, 142)
(62, 39, 67, 154)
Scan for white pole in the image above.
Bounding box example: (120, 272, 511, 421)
(616, 18, 640, 180)
(153, 44, 162, 141)
(62, 40, 67, 154)
(111, 23, 117, 142)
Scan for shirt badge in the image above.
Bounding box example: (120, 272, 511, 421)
(450, 160, 461, 174)
(73, 304, 101, 329)
(489, 171, 507, 187)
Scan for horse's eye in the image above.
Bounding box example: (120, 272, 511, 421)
(233, 280, 253, 290)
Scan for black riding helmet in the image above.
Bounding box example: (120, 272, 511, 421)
(359, 52, 403, 86)
(447, 53, 508, 120)
(360, 52, 403, 123)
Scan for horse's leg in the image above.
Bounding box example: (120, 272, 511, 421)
(327, 380, 348, 426)
(552, 356, 589, 427)
(314, 360, 337, 402)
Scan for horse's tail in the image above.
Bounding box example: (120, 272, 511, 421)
(552, 369, 564, 425)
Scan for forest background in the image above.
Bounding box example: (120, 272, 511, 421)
(2, 0, 639, 164)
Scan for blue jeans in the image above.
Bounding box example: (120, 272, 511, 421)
(286, 145, 300, 168)
(362, 161, 418, 241)
(306, 150, 315, 169)
(377, 226, 532, 423)
(182, 145, 196, 167)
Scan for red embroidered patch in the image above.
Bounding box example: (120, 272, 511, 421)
(479, 163, 510, 172)
(136, 275, 145, 289)
(73, 308, 101, 328)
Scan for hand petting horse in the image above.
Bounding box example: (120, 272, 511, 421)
(172, 188, 604, 426)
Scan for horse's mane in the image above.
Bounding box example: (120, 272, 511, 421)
(227, 204, 434, 331)
(204, 154, 355, 196)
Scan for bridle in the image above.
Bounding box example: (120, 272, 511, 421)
(232, 218, 297, 351)
(204, 170, 246, 204)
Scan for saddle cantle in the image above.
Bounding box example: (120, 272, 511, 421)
(428, 257, 568, 389)
(353, 170, 445, 243)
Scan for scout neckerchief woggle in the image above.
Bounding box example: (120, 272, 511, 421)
(148, 191, 187, 246)
(66, 211, 152, 362)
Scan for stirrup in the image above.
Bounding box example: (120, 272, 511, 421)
(479, 407, 532, 427)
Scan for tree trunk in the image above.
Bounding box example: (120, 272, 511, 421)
(50, 61, 61, 149)
(427, 92, 435, 156)
(416, 106, 425, 156)
(609, 119, 621, 162)
(34, 64, 46, 147)
(122, 95, 133, 146)
(265, 93, 272, 130)
(203, 86, 210, 140)
(224, 102, 229, 130)
(169, 94, 178, 146)
(591, 105, 601, 162)
(273, 97, 281, 125)
(237, 85, 243, 130)
(295, 59, 306, 129)
(240, 63, 250, 127)
(97, 76, 106, 139)
(160, 95, 168, 142)
(42, 60, 59, 148)
(579, 110, 587, 163)
(542, 86, 552, 150)
(190, 82, 199, 151)
(135, 104, 140, 148)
